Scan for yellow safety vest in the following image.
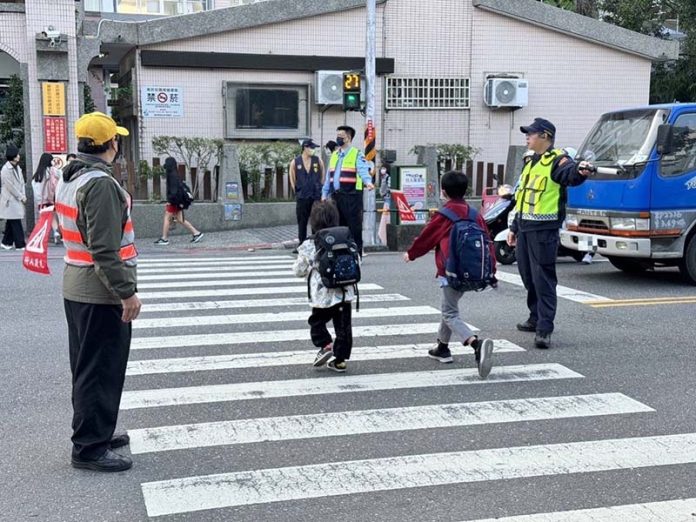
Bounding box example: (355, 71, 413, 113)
(515, 149, 564, 222)
(329, 147, 362, 192)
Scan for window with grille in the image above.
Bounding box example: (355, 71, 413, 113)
(385, 77, 470, 110)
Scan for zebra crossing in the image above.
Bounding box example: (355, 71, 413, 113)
(123, 253, 691, 520)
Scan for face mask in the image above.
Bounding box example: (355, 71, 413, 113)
(380, 168, 387, 175)
(336, 137, 345, 147)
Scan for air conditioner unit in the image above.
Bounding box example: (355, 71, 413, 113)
(484, 78, 528, 108)
(315, 70, 345, 105)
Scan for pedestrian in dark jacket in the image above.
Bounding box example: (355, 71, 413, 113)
(154, 157, 203, 245)
(404, 170, 497, 379)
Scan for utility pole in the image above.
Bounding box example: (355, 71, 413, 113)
(363, 0, 377, 247)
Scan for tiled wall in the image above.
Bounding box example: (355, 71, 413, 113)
(469, 9, 651, 165)
(136, 0, 653, 169)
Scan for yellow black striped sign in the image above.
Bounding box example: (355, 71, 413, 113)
(364, 120, 376, 163)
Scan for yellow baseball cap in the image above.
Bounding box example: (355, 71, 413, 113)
(75, 111, 129, 146)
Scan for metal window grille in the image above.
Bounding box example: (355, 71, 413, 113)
(385, 77, 470, 110)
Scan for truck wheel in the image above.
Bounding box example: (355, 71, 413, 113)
(607, 256, 648, 274)
(495, 240, 516, 265)
(679, 236, 696, 284)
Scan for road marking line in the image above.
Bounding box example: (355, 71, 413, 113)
(138, 270, 296, 281)
(137, 263, 293, 274)
(138, 255, 293, 263)
(140, 293, 409, 313)
(142, 425, 696, 516)
(126, 340, 525, 375)
(138, 283, 384, 300)
(121, 363, 582, 410)
(470, 498, 696, 521)
(129, 393, 648, 454)
(134, 305, 440, 329)
(587, 295, 696, 304)
(131, 322, 473, 350)
(495, 271, 613, 303)
(591, 299, 696, 308)
(138, 277, 302, 289)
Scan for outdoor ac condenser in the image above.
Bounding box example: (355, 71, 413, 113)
(484, 78, 529, 108)
(315, 71, 346, 105)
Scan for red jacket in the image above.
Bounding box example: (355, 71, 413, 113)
(406, 199, 496, 277)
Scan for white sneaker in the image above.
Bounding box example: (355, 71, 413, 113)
(582, 253, 593, 264)
(0, 243, 12, 250)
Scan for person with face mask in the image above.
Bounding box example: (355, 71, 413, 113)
(55, 111, 141, 472)
(321, 125, 375, 256)
(289, 139, 324, 252)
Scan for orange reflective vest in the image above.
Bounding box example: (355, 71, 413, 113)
(55, 169, 137, 267)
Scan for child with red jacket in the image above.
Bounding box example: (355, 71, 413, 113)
(403, 170, 497, 379)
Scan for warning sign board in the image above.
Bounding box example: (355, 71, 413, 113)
(141, 86, 183, 118)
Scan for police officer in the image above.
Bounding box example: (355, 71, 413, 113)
(507, 118, 592, 349)
(321, 126, 374, 255)
(289, 139, 324, 251)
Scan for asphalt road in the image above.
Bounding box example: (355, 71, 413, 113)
(2, 246, 696, 521)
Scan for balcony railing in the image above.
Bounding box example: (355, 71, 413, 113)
(85, 0, 212, 15)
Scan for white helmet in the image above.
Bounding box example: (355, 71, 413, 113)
(563, 147, 578, 160)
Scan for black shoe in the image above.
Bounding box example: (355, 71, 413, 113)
(110, 433, 130, 449)
(516, 320, 537, 332)
(428, 341, 453, 363)
(327, 359, 347, 373)
(292, 248, 299, 254)
(191, 232, 204, 243)
(535, 332, 552, 349)
(472, 338, 494, 379)
(71, 449, 132, 472)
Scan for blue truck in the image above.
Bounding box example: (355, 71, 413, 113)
(560, 103, 696, 284)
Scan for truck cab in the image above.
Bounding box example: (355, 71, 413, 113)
(560, 103, 696, 283)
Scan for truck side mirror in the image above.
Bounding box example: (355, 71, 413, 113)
(656, 124, 674, 155)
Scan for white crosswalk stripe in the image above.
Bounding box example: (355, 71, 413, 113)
(141, 433, 696, 517)
(120, 364, 582, 409)
(121, 255, 675, 520)
(126, 340, 526, 375)
(133, 305, 440, 329)
(129, 393, 651, 454)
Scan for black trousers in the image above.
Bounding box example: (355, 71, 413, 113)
(332, 191, 363, 254)
(308, 302, 353, 362)
(64, 300, 131, 459)
(2, 219, 26, 248)
(296, 198, 317, 244)
(515, 229, 559, 335)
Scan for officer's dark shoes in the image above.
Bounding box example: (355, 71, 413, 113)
(535, 332, 552, 349)
(110, 433, 130, 449)
(71, 449, 132, 472)
(516, 320, 537, 332)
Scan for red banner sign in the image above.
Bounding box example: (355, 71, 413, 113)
(23, 208, 54, 275)
(43, 117, 68, 153)
(391, 190, 416, 222)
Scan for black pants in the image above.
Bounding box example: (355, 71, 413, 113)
(308, 302, 352, 362)
(64, 300, 131, 459)
(296, 198, 316, 244)
(515, 229, 559, 335)
(333, 191, 363, 254)
(2, 219, 26, 248)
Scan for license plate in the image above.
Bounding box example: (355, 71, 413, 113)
(577, 234, 598, 251)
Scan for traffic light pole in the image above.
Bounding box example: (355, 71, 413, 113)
(363, 0, 377, 248)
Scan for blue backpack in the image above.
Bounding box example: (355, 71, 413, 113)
(438, 206, 495, 292)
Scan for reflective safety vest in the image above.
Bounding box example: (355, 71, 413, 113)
(514, 149, 564, 222)
(55, 169, 137, 267)
(329, 147, 362, 192)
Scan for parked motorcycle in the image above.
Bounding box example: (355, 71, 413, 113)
(482, 184, 585, 265)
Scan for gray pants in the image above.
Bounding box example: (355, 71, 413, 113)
(438, 285, 476, 344)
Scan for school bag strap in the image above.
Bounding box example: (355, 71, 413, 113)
(437, 205, 477, 224)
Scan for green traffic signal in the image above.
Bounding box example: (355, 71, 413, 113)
(343, 92, 361, 111)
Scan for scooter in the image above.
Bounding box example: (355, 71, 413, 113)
(483, 185, 585, 265)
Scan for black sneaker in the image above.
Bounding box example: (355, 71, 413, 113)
(535, 332, 552, 349)
(71, 449, 132, 472)
(191, 232, 204, 243)
(428, 342, 453, 363)
(292, 248, 299, 254)
(313, 345, 333, 367)
(516, 319, 537, 332)
(154, 238, 169, 245)
(327, 359, 347, 373)
(110, 433, 130, 449)
(472, 338, 494, 379)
